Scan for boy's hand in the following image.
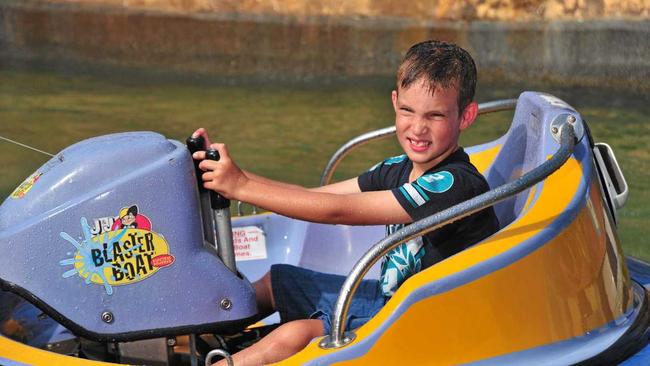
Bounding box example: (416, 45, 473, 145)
(191, 127, 213, 150)
(196, 143, 248, 200)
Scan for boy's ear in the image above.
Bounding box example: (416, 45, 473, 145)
(459, 102, 479, 130)
(391, 90, 398, 111)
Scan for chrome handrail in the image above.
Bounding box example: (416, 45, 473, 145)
(319, 99, 518, 186)
(319, 121, 578, 349)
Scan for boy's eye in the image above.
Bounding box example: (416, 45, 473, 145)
(426, 113, 445, 120)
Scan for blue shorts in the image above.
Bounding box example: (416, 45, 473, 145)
(270, 264, 386, 334)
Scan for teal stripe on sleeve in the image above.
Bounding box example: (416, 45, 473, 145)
(399, 186, 418, 208)
(413, 183, 430, 202)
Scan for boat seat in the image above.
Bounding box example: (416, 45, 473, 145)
(482, 96, 546, 229)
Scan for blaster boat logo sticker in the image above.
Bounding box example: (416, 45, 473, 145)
(10, 172, 42, 199)
(59, 205, 174, 295)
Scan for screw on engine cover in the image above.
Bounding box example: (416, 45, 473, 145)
(220, 298, 232, 310)
(567, 115, 576, 124)
(101, 311, 114, 324)
(551, 126, 559, 134)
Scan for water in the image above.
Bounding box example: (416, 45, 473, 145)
(0, 64, 648, 260)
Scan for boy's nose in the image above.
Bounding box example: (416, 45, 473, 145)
(412, 118, 429, 134)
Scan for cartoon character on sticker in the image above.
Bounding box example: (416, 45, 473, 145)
(111, 205, 152, 231)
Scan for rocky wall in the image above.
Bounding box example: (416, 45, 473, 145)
(1, 1, 649, 90)
(42, 0, 650, 21)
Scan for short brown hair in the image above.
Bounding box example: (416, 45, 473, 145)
(396, 40, 477, 114)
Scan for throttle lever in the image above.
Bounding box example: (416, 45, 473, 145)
(185, 135, 219, 250)
(186, 135, 206, 190)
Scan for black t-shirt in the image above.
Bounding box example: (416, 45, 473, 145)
(358, 148, 499, 296)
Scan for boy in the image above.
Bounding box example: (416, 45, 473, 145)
(193, 40, 499, 365)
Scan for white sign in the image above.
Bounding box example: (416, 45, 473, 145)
(233, 226, 267, 261)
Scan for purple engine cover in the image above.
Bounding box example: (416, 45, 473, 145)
(0, 132, 256, 340)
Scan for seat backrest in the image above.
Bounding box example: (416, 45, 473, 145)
(480, 92, 578, 228)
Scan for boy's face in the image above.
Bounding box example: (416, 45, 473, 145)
(392, 79, 477, 175)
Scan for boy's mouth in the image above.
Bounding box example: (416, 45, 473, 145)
(407, 138, 431, 152)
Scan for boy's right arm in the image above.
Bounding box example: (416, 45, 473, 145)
(242, 171, 361, 195)
(197, 143, 411, 225)
(191, 127, 361, 195)
(193, 151, 361, 195)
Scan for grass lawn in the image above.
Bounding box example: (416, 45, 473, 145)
(1, 65, 648, 260)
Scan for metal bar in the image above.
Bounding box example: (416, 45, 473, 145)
(319, 99, 518, 186)
(474, 98, 519, 115)
(205, 349, 234, 366)
(319, 126, 395, 187)
(320, 122, 576, 349)
(214, 208, 237, 272)
(189, 334, 198, 366)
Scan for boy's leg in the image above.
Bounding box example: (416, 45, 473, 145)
(213, 265, 382, 364)
(212, 319, 324, 366)
(253, 271, 276, 317)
